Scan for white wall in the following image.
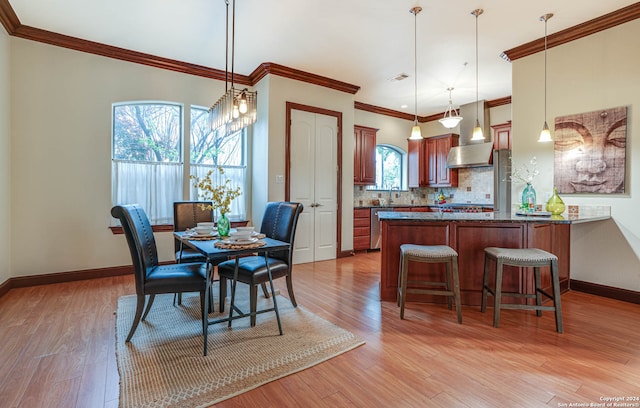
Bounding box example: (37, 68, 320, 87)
(0, 31, 11, 285)
(256, 75, 356, 251)
(512, 19, 640, 291)
(10, 38, 227, 276)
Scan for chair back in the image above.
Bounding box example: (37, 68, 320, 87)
(111, 204, 159, 294)
(260, 202, 303, 263)
(173, 201, 213, 252)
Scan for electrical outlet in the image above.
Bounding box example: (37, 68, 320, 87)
(275, 175, 284, 184)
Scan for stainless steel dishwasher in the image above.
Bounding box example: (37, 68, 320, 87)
(370, 207, 393, 249)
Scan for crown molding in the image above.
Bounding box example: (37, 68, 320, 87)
(355, 96, 511, 122)
(503, 2, 640, 61)
(0, 0, 18, 34)
(251, 62, 360, 94)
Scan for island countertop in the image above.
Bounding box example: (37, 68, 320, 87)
(377, 206, 610, 305)
(377, 206, 610, 224)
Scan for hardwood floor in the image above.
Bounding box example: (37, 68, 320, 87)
(1, 251, 639, 407)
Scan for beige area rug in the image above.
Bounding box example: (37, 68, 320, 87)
(116, 290, 365, 408)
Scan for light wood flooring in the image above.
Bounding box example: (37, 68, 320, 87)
(1, 251, 639, 407)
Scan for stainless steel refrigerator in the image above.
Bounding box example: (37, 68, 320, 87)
(493, 149, 512, 212)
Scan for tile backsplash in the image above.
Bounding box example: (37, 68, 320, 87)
(354, 167, 495, 207)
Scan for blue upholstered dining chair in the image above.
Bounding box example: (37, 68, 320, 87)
(111, 204, 209, 353)
(217, 202, 303, 327)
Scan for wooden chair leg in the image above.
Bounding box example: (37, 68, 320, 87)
(126, 294, 146, 342)
(493, 259, 503, 328)
(451, 257, 462, 324)
(534, 266, 543, 317)
(399, 255, 409, 319)
(285, 275, 297, 306)
(551, 259, 564, 333)
(141, 294, 155, 320)
(481, 254, 491, 313)
(250, 284, 258, 327)
(445, 261, 453, 310)
(260, 282, 270, 298)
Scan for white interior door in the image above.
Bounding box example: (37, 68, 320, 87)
(290, 109, 337, 264)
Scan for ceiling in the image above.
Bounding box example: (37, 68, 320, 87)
(7, 0, 639, 117)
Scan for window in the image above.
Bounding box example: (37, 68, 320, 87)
(189, 106, 246, 220)
(112, 102, 247, 226)
(373, 144, 404, 190)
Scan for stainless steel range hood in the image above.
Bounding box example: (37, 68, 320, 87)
(446, 100, 493, 168)
(446, 142, 494, 168)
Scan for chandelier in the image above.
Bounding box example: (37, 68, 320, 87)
(209, 0, 257, 134)
(438, 87, 463, 129)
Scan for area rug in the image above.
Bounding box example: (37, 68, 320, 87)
(115, 291, 365, 408)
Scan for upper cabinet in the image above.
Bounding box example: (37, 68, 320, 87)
(408, 133, 459, 188)
(407, 138, 428, 188)
(354, 125, 377, 185)
(492, 121, 512, 151)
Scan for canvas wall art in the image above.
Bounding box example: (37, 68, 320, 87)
(553, 106, 627, 194)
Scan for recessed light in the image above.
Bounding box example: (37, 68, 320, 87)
(401, 104, 408, 109)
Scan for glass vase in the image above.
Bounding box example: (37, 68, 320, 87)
(521, 183, 536, 212)
(546, 186, 566, 215)
(217, 212, 231, 237)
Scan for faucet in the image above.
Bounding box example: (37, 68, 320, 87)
(389, 186, 400, 205)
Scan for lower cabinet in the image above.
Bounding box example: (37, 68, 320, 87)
(353, 208, 371, 251)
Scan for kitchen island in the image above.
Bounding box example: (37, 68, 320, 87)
(379, 208, 610, 305)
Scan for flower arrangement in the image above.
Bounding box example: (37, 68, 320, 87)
(190, 167, 242, 215)
(510, 156, 540, 185)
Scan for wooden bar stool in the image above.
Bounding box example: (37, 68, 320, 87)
(398, 244, 462, 323)
(481, 247, 563, 333)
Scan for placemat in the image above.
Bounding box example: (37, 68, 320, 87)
(214, 240, 266, 249)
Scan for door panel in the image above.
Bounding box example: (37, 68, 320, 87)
(290, 109, 337, 264)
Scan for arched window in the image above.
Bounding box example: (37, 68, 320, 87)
(374, 144, 404, 190)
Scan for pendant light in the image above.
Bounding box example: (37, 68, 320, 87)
(470, 9, 484, 141)
(209, 0, 257, 135)
(439, 87, 463, 129)
(409, 6, 423, 140)
(538, 13, 554, 142)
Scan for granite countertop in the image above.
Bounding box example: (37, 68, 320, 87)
(377, 206, 611, 224)
(355, 203, 493, 210)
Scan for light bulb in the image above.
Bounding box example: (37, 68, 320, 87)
(239, 93, 248, 114)
(233, 101, 240, 119)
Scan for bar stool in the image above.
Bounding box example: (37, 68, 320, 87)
(398, 244, 462, 323)
(481, 247, 563, 333)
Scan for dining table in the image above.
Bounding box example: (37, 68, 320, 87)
(173, 231, 290, 355)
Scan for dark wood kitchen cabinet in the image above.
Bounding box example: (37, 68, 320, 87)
(407, 138, 428, 188)
(428, 133, 459, 187)
(353, 208, 371, 251)
(492, 121, 512, 150)
(408, 133, 458, 188)
(354, 125, 377, 185)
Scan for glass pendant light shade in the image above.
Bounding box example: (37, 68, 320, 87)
(538, 13, 553, 142)
(471, 119, 484, 141)
(538, 121, 552, 142)
(410, 123, 423, 140)
(439, 87, 463, 129)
